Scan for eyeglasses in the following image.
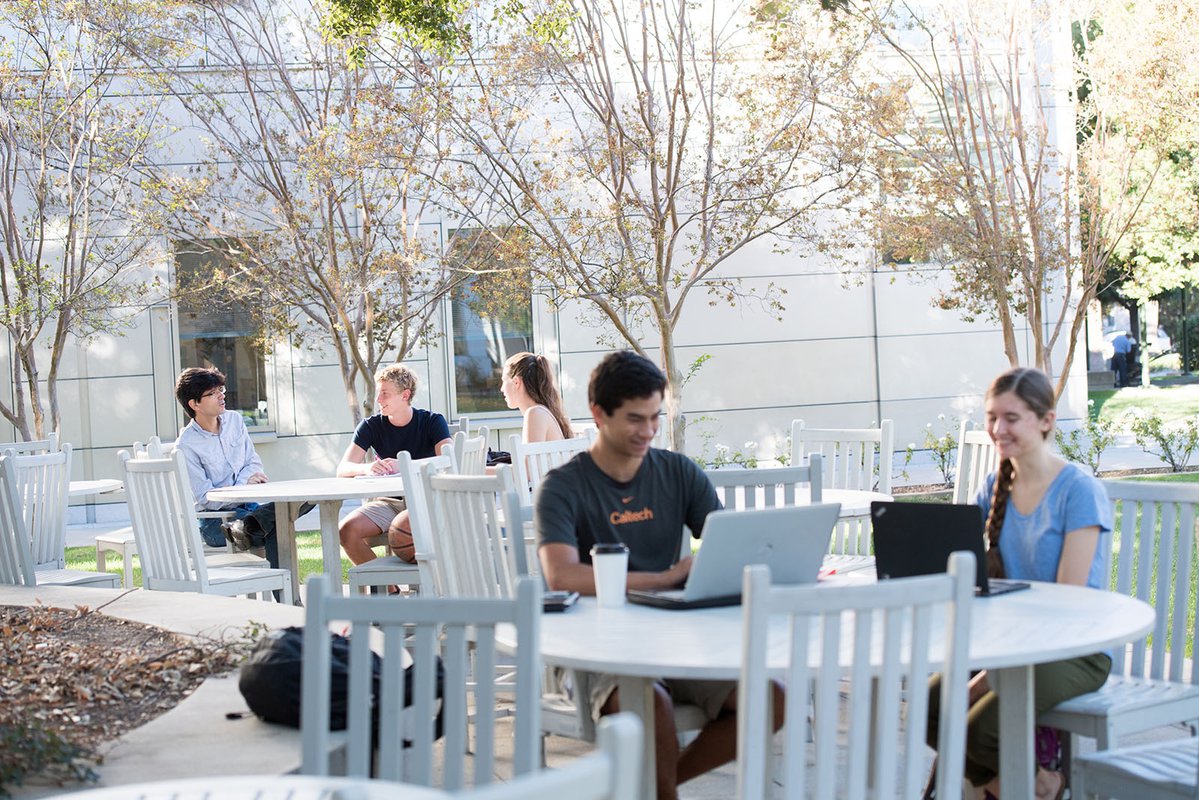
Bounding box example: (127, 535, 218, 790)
(201, 386, 227, 399)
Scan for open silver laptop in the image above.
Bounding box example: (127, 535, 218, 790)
(627, 503, 841, 610)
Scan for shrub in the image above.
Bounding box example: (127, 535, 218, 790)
(1055, 401, 1119, 476)
(1128, 410, 1199, 472)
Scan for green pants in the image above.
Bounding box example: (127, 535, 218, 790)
(927, 653, 1111, 787)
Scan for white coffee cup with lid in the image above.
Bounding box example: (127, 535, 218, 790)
(590, 542, 629, 608)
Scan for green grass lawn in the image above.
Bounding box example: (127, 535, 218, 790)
(65, 530, 352, 589)
(1091, 383, 1199, 427)
(1126, 472, 1199, 483)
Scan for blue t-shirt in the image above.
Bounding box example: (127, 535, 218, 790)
(351, 408, 450, 461)
(975, 462, 1112, 589)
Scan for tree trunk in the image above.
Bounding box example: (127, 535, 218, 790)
(658, 323, 685, 453)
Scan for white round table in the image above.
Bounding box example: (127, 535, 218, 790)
(519, 583, 1153, 798)
(208, 475, 406, 604)
(62, 774, 449, 799)
(69, 478, 123, 498)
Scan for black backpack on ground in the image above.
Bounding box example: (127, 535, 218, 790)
(237, 626, 444, 744)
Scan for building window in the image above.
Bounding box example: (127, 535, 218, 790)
(174, 241, 271, 428)
(446, 229, 534, 417)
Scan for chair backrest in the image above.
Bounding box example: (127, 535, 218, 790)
(704, 457, 823, 509)
(300, 574, 543, 790)
(508, 434, 591, 504)
(739, 552, 975, 800)
(452, 426, 490, 475)
(0, 432, 59, 455)
(460, 713, 642, 800)
(0, 455, 36, 585)
(6, 444, 72, 570)
(791, 419, 894, 494)
(952, 420, 998, 504)
(427, 466, 526, 598)
(395, 449, 457, 596)
(1102, 480, 1199, 683)
(120, 449, 214, 593)
(133, 436, 176, 458)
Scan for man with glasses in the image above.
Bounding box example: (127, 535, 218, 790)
(174, 367, 284, 568)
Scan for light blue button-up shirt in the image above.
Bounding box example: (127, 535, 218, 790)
(176, 411, 264, 511)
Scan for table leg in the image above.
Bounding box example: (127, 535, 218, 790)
(617, 676, 657, 800)
(995, 665, 1035, 798)
(318, 500, 345, 597)
(275, 500, 302, 605)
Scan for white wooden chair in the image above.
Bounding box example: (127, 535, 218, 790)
(507, 434, 591, 505)
(4, 445, 119, 588)
(300, 573, 542, 789)
(952, 421, 998, 504)
(460, 713, 642, 800)
(1073, 735, 1198, 800)
(426, 466, 527, 598)
(96, 437, 242, 586)
(705, 458, 823, 509)
(345, 450, 456, 595)
(0, 456, 36, 586)
(120, 449, 291, 601)
(452, 426, 490, 475)
(1039, 481, 1199, 788)
(791, 420, 893, 555)
(738, 552, 975, 800)
(0, 433, 58, 454)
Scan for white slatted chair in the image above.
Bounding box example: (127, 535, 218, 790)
(1073, 735, 1199, 800)
(426, 466, 526, 598)
(508, 434, 591, 505)
(1039, 481, 1199, 789)
(120, 449, 291, 601)
(345, 450, 456, 595)
(952, 421, 998, 504)
(738, 551, 975, 800)
(0, 456, 36, 585)
(0, 433, 58, 454)
(300, 574, 542, 789)
(96, 437, 242, 587)
(452, 426, 490, 475)
(5, 445, 119, 588)
(460, 713, 642, 800)
(790, 419, 894, 555)
(705, 458, 823, 509)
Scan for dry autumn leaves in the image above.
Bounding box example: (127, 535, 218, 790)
(0, 603, 258, 796)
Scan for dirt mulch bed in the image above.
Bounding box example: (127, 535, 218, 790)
(0, 602, 252, 795)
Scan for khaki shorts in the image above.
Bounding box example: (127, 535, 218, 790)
(556, 668, 735, 722)
(354, 497, 407, 532)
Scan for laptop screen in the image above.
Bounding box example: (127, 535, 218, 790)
(870, 501, 990, 593)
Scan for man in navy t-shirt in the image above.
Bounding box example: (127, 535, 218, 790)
(336, 364, 451, 567)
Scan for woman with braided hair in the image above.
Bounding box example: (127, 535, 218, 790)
(501, 352, 574, 442)
(926, 367, 1113, 800)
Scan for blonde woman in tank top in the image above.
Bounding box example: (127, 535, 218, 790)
(501, 352, 573, 442)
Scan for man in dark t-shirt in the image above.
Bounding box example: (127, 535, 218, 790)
(537, 351, 776, 800)
(336, 364, 451, 566)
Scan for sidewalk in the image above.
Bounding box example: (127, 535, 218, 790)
(894, 435, 1174, 489)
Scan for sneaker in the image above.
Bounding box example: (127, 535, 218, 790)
(222, 519, 253, 552)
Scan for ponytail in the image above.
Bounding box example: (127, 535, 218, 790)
(505, 352, 574, 439)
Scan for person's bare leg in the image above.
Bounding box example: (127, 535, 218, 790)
(386, 509, 415, 562)
(677, 681, 784, 786)
(338, 511, 382, 565)
(602, 685, 680, 800)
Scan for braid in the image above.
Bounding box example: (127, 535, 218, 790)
(984, 458, 1015, 579)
